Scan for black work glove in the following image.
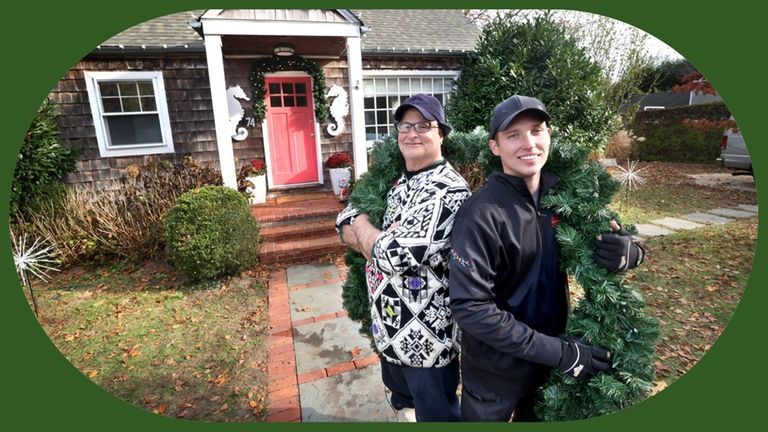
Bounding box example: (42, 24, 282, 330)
(593, 225, 645, 271)
(556, 337, 612, 383)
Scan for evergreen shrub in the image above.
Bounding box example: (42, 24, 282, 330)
(165, 186, 260, 280)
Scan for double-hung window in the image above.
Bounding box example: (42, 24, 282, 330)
(362, 70, 458, 145)
(84, 71, 174, 157)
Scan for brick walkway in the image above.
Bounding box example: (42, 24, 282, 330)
(265, 261, 392, 422)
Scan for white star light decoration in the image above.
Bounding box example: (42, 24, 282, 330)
(614, 159, 647, 191)
(12, 232, 58, 316)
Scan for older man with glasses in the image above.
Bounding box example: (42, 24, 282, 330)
(335, 94, 470, 422)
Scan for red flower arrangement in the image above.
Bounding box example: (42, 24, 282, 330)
(240, 159, 267, 177)
(325, 152, 353, 169)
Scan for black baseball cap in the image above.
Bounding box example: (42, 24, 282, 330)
(394, 93, 452, 136)
(488, 95, 551, 140)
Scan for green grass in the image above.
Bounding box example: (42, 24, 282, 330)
(30, 260, 270, 421)
(625, 217, 757, 386)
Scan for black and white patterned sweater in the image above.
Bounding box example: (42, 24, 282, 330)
(336, 161, 471, 368)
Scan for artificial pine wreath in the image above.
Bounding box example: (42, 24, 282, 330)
(341, 132, 659, 420)
(250, 54, 329, 122)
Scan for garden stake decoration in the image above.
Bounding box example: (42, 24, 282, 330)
(12, 231, 58, 316)
(614, 159, 647, 212)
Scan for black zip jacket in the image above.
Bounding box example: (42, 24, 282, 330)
(448, 170, 569, 395)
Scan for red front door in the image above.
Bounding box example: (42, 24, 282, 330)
(265, 76, 319, 186)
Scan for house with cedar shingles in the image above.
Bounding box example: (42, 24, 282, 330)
(48, 9, 480, 193)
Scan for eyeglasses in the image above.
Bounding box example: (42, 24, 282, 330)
(394, 121, 439, 134)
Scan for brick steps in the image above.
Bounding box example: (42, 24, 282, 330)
(259, 235, 347, 265)
(253, 191, 347, 265)
(260, 218, 337, 242)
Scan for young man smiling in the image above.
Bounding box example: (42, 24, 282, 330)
(448, 95, 645, 422)
(336, 94, 470, 422)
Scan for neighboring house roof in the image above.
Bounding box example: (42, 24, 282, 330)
(619, 91, 690, 113)
(95, 9, 480, 56)
(353, 9, 480, 55)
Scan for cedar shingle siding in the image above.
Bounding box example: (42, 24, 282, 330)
(50, 56, 218, 186)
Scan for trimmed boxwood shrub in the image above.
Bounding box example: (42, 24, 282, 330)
(165, 186, 260, 280)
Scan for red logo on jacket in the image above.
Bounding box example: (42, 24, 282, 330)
(551, 214, 561, 228)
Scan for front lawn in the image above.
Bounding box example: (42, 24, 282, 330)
(627, 217, 757, 387)
(29, 260, 270, 422)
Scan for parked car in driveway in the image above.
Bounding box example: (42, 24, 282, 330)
(718, 125, 752, 175)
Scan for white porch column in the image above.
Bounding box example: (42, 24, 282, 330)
(204, 34, 237, 189)
(346, 36, 368, 178)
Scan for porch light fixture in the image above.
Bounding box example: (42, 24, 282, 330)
(273, 44, 295, 57)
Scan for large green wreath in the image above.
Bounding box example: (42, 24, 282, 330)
(249, 54, 329, 122)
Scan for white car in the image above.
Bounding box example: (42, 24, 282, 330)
(718, 127, 752, 174)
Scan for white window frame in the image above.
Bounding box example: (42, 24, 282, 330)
(84, 71, 175, 158)
(361, 70, 459, 146)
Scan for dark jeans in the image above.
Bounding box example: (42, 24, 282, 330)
(381, 356, 461, 422)
(461, 381, 541, 422)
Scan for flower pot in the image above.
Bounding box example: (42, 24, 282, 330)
(246, 175, 266, 205)
(329, 167, 351, 196)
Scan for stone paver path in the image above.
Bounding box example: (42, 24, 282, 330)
(266, 262, 395, 422)
(635, 204, 757, 240)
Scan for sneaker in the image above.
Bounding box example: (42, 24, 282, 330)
(384, 388, 417, 422)
(396, 407, 417, 422)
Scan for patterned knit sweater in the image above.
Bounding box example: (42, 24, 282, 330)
(336, 161, 470, 367)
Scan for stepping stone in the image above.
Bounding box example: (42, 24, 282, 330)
(634, 224, 675, 238)
(289, 281, 344, 322)
(287, 263, 339, 286)
(299, 364, 396, 422)
(706, 208, 757, 219)
(292, 317, 376, 375)
(736, 204, 758, 214)
(651, 217, 705, 231)
(679, 212, 734, 225)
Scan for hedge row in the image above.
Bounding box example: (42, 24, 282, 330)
(630, 102, 731, 163)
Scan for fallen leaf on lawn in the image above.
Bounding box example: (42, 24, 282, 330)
(249, 400, 259, 409)
(210, 372, 230, 386)
(112, 374, 128, 382)
(154, 404, 167, 414)
(649, 381, 668, 396)
(211, 403, 228, 415)
(86, 369, 99, 378)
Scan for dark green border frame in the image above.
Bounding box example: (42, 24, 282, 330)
(1, 1, 764, 431)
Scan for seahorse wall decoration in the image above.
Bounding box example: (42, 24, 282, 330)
(326, 84, 349, 136)
(226, 85, 250, 141)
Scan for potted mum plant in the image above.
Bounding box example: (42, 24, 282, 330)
(325, 152, 353, 197)
(238, 159, 267, 204)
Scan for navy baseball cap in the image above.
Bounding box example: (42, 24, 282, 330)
(488, 95, 551, 140)
(394, 93, 452, 136)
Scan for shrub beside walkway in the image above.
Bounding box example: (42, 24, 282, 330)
(266, 262, 395, 422)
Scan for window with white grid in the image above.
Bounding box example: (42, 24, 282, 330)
(84, 71, 174, 158)
(362, 72, 458, 144)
